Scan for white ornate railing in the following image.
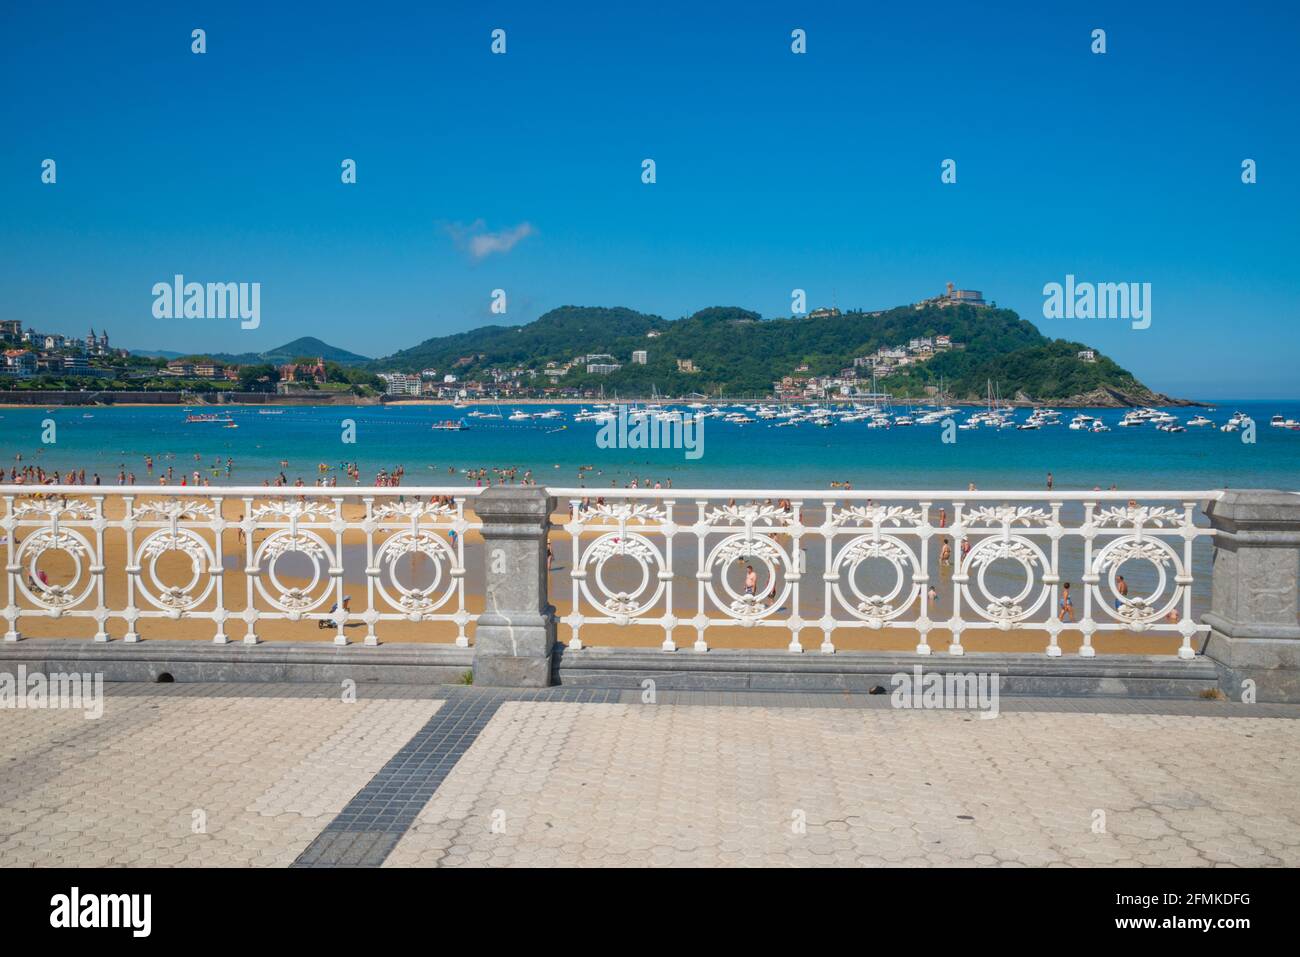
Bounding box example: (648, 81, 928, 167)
(2, 485, 1227, 660)
(1, 486, 480, 646)
(555, 489, 1224, 659)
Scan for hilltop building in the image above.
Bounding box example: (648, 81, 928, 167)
(915, 282, 987, 309)
(86, 327, 110, 356)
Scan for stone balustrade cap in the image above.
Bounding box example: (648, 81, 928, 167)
(474, 485, 553, 521)
(1204, 489, 1300, 527)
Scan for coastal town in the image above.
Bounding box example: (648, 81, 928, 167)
(0, 284, 990, 405)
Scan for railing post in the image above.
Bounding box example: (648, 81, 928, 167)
(1203, 490, 1300, 702)
(472, 486, 557, 687)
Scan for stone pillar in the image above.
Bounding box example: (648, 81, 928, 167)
(1203, 490, 1300, 703)
(472, 486, 557, 687)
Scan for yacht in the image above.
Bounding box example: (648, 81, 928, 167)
(1188, 415, 1214, 427)
(1221, 411, 1248, 432)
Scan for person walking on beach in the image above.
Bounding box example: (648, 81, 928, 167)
(940, 538, 952, 569)
(1115, 574, 1128, 610)
(938, 507, 946, 529)
(1046, 471, 1054, 491)
(1059, 582, 1074, 622)
(744, 565, 757, 597)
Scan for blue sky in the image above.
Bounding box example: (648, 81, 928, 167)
(2, 1, 1297, 397)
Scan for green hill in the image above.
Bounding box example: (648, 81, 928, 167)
(254, 336, 370, 365)
(372, 306, 667, 371)
(371, 303, 1176, 404)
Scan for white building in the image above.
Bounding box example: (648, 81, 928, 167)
(631, 350, 647, 365)
(381, 373, 420, 396)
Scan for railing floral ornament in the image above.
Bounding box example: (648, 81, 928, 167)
(821, 502, 927, 651)
(364, 498, 472, 646)
(4, 494, 107, 640)
(952, 504, 1055, 650)
(563, 498, 676, 648)
(126, 498, 221, 637)
(241, 496, 341, 640)
(552, 488, 1220, 659)
(1085, 500, 1200, 654)
(1, 486, 480, 646)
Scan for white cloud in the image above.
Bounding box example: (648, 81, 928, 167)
(446, 220, 536, 261)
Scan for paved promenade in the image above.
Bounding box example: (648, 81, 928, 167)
(2, 684, 1299, 867)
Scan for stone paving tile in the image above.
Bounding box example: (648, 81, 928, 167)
(291, 687, 623, 866)
(385, 702, 1300, 867)
(0, 695, 441, 866)
(5, 682, 1300, 868)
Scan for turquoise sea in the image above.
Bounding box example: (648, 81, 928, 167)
(1, 400, 1298, 491)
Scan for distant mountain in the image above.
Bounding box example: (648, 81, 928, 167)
(368, 303, 1178, 405)
(130, 349, 187, 360)
(132, 336, 370, 366)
